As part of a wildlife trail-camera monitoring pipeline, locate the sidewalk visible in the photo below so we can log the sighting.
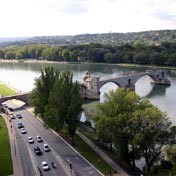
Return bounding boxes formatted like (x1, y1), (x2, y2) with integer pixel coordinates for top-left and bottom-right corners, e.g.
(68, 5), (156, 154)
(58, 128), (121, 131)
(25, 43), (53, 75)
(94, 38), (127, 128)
(2, 113), (23, 176)
(76, 130), (130, 176)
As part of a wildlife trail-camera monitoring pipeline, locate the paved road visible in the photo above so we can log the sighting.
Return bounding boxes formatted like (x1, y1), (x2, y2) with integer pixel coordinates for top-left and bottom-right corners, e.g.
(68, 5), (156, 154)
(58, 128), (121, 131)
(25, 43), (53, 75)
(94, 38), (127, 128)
(5, 101), (102, 176)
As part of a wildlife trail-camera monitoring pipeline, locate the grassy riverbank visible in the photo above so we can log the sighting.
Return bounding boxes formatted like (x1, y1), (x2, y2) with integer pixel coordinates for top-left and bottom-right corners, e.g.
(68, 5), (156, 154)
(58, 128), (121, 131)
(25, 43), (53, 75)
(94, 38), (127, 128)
(0, 117), (13, 176)
(0, 83), (16, 96)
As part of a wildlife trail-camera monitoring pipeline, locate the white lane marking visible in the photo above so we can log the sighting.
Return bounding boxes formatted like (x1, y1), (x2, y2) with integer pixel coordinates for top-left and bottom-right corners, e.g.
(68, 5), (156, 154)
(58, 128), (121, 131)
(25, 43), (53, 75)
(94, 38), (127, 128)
(27, 145), (40, 176)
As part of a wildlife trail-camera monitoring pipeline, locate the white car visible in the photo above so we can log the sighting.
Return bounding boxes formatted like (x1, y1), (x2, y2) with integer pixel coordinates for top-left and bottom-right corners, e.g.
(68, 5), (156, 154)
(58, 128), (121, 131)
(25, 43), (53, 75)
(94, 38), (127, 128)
(41, 161), (50, 171)
(21, 128), (27, 134)
(10, 114), (15, 119)
(43, 144), (50, 152)
(28, 137), (34, 143)
(36, 136), (43, 142)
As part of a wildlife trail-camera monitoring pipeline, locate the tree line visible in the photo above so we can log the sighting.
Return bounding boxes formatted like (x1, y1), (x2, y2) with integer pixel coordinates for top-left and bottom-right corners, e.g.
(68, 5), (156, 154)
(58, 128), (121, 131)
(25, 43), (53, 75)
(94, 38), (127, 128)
(0, 41), (176, 66)
(0, 30), (176, 47)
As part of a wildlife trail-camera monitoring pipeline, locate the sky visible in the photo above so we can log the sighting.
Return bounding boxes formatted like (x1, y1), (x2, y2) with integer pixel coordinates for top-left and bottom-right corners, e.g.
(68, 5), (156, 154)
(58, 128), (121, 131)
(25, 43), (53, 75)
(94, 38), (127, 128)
(0, 0), (176, 38)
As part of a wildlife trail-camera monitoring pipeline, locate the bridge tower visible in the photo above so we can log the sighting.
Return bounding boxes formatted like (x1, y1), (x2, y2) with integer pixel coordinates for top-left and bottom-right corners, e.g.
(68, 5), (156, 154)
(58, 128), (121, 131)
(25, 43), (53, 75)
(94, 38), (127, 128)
(81, 71), (100, 99)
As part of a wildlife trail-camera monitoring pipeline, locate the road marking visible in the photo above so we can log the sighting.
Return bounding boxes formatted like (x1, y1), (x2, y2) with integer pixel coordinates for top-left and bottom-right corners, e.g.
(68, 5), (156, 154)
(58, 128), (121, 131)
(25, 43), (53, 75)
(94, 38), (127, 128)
(27, 145), (40, 176)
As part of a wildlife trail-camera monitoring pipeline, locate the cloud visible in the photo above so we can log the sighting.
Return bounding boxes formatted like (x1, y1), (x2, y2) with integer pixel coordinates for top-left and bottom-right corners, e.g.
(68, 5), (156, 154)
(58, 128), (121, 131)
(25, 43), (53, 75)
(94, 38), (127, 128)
(55, 0), (89, 14)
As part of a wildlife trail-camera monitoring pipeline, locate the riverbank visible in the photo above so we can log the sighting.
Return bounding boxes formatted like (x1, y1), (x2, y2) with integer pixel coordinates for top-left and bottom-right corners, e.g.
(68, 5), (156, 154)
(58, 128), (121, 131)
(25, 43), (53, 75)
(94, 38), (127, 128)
(0, 59), (176, 70)
(0, 82), (17, 96)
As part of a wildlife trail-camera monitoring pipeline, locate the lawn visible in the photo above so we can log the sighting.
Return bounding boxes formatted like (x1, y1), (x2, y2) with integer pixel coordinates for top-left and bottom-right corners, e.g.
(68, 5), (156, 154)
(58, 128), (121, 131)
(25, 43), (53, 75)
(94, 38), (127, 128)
(0, 117), (13, 176)
(74, 134), (114, 175)
(82, 100), (100, 118)
(0, 83), (16, 96)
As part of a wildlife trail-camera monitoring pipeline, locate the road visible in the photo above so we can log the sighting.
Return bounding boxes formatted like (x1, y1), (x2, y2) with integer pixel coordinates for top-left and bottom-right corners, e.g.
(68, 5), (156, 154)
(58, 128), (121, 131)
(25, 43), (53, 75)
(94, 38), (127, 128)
(4, 101), (102, 176)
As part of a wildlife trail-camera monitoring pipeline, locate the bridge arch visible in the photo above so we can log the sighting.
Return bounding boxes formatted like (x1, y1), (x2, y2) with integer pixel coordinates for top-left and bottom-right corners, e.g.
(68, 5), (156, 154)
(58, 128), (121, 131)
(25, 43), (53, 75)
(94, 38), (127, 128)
(99, 82), (119, 102)
(0, 92), (30, 105)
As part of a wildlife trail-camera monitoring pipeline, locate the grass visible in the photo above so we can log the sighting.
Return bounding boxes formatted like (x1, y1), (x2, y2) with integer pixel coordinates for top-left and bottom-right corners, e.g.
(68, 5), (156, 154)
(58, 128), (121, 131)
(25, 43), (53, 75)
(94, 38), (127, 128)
(0, 117), (13, 176)
(82, 100), (100, 118)
(59, 126), (113, 175)
(0, 84), (16, 96)
(73, 134), (114, 175)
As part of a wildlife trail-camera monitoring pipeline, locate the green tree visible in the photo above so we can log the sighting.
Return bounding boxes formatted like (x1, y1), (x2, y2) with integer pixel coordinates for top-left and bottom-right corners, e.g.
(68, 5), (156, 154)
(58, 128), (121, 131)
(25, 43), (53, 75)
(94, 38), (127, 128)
(30, 67), (59, 118)
(94, 88), (174, 174)
(150, 52), (164, 65)
(62, 49), (70, 61)
(44, 71), (82, 144)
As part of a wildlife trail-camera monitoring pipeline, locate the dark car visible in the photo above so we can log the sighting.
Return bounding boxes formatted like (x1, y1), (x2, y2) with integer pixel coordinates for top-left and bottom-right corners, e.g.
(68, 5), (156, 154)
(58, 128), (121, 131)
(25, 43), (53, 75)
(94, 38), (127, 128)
(8, 107), (13, 112)
(16, 114), (22, 119)
(18, 122), (24, 129)
(34, 146), (42, 155)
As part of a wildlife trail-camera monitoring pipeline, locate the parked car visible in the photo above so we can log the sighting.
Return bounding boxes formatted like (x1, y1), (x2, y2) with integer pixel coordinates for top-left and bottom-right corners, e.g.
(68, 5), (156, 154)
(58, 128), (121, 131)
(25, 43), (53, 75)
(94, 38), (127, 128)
(41, 161), (50, 171)
(28, 137), (34, 144)
(21, 128), (26, 134)
(34, 146), (42, 155)
(8, 107), (13, 112)
(43, 144), (50, 152)
(16, 114), (22, 119)
(36, 136), (43, 142)
(18, 122), (24, 129)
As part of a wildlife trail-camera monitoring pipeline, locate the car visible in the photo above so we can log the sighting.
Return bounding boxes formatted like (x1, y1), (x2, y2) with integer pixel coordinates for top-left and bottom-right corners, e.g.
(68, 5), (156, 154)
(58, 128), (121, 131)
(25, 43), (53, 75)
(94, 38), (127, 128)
(43, 144), (50, 152)
(8, 107), (13, 111)
(41, 161), (50, 171)
(21, 128), (26, 134)
(36, 136), (43, 142)
(34, 146), (42, 155)
(16, 114), (22, 119)
(9, 113), (15, 119)
(18, 122), (24, 129)
(28, 137), (34, 144)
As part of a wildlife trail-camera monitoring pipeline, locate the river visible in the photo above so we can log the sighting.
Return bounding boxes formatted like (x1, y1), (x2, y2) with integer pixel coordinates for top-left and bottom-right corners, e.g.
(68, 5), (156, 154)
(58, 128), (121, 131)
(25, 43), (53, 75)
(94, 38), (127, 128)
(0, 61), (176, 125)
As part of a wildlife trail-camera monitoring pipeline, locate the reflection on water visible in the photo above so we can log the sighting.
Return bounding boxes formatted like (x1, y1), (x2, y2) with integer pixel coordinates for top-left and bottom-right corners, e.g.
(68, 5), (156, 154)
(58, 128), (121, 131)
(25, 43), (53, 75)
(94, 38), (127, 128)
(0, 61), (176, 125)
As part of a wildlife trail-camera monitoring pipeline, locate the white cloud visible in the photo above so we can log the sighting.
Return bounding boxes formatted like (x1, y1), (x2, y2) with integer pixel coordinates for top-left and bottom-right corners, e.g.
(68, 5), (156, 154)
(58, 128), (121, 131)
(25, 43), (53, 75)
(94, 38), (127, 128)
(0, 0), (175, 37)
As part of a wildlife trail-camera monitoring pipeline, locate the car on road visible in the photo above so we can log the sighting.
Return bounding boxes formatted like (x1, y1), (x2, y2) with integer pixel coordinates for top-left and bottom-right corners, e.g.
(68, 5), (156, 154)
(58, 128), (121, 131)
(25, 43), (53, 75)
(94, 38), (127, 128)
(43, 144), (50, 152)
(34, 146), (42, 155)
(28, 137), (34, 144)
(16, 114), (22, 119)
(41, 161), (50, 171)
(18, 122), (24, 129)
(9, 113), (15, 119)
(21, 128), (26, 134)
(36, 135), (43, 142)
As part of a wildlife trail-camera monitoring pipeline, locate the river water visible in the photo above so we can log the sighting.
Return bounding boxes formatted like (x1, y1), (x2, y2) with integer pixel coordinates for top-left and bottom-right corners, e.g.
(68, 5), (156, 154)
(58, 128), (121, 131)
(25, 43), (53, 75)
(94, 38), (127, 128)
(0, 61), (176, 125)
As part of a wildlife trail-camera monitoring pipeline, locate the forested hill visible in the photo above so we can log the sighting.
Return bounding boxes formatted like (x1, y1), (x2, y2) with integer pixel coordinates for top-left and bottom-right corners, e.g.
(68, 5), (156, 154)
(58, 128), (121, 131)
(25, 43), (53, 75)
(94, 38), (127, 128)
(0, 30), (176, 48)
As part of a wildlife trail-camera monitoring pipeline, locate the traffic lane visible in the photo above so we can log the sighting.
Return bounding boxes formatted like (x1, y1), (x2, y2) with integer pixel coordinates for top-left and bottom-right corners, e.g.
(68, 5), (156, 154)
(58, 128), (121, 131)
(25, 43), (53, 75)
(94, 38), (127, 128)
(20, 109), (102, 176)
(13, 112), (68, 176)
(12, 121), (35, 176)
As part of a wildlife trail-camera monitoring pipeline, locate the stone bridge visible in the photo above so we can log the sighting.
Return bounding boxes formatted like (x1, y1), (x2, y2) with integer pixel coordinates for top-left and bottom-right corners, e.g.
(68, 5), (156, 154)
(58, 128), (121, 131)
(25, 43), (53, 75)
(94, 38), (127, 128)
(81, 70), (171, 99)
(0, 70), (171, 102)
(0, 92), (30, 104)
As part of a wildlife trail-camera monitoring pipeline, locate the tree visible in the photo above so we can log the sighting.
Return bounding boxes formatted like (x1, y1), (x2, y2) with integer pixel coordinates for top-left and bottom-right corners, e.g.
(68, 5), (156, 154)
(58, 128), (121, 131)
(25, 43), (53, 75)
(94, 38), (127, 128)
(94, 88), (175, 174)
(30, 67), (59, 118)
(62, 49), (70, 61)
(150, 52), (164, 65)
(133, 51), (149, 64)
(44, 71), (82, 144)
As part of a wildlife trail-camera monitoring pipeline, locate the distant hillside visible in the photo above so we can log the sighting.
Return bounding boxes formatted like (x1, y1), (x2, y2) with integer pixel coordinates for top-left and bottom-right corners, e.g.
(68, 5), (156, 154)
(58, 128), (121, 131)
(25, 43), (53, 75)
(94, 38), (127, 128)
(0, 30), (176, 48)
(0, 37), (31, 43)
